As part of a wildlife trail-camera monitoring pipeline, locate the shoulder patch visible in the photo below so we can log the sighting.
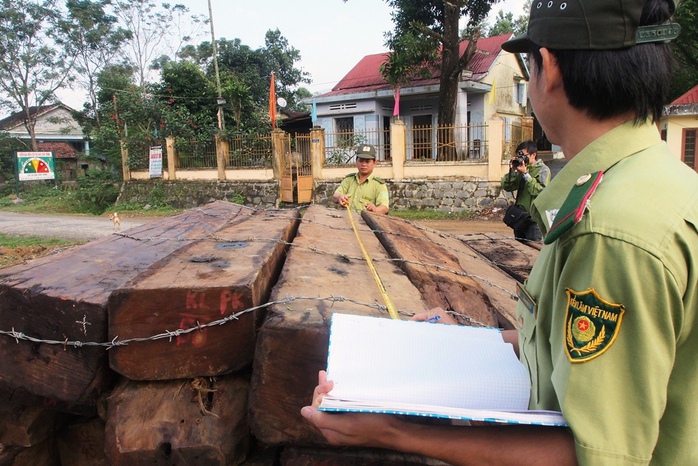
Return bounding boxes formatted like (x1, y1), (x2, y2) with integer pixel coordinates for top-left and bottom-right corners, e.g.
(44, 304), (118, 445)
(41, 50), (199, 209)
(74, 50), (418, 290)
(544, 171), (604, 244)
(564, 288), (625, 363)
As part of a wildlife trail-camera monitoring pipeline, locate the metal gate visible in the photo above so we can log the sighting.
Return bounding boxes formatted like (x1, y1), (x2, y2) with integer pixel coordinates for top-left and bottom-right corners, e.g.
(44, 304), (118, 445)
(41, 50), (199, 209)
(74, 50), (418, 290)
(280, 133), (313, 204)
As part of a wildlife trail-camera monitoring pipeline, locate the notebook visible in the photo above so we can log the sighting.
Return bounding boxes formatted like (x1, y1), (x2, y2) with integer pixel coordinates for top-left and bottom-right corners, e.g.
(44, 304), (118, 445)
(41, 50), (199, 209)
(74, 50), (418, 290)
(318, 313), (567, 427)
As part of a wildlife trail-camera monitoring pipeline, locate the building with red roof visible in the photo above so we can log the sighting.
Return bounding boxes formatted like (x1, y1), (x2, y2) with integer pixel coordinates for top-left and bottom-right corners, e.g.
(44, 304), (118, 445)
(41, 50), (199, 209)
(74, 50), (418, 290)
(311, 33), (531, 161)
(660, 84), (698, 172)
(0, 103), (91, 180)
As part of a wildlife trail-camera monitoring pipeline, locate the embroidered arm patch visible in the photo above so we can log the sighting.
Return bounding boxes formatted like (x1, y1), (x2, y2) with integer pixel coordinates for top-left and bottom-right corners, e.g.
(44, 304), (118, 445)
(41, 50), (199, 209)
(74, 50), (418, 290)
(564, 288), (625, 363)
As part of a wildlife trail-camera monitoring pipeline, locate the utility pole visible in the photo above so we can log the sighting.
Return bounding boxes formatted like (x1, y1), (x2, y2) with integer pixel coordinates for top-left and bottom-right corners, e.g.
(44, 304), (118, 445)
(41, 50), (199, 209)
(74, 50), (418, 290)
(208, 0), (225, 131)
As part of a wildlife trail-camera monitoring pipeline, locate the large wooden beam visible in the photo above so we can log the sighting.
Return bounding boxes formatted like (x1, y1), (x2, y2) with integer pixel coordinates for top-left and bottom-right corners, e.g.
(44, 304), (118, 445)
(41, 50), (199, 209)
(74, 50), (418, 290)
(250, 205), (430, 446)
(108, 209), (300, 380)
(104, 376), (250, 465)
(0, 202), (253, 413)
(460, 233), (540, 284)
(362, 212), (500, 327)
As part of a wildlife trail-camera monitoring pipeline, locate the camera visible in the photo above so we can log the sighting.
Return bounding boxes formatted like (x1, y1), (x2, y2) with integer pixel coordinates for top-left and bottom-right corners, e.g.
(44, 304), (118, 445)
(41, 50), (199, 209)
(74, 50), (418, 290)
(511, 151), (530, 168)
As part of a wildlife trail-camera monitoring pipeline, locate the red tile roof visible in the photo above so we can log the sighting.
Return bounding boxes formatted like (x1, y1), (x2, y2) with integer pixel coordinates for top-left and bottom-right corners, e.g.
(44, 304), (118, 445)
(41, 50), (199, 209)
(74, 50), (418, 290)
(37, 141), (78, 159)
(323, 33), (515, 96)
(671, 84), (698, 105)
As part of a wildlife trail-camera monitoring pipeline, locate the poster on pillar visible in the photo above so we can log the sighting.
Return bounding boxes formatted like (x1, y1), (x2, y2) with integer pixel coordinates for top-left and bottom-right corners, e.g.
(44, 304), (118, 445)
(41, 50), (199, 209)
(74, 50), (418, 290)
(149, 146), (163, 178)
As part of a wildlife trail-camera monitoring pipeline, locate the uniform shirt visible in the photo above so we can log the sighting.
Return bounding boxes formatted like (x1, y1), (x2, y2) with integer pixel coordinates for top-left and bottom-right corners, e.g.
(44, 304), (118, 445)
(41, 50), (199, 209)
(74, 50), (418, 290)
(501, 159), (551, 212)
(334, 172), (389, 213)
(520, 121), (698, 465)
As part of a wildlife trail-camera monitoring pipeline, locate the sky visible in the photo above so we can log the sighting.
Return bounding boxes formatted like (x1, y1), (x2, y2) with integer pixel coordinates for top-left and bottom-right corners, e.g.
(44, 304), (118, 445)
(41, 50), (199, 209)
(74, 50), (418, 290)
(56, 0), (525, 109)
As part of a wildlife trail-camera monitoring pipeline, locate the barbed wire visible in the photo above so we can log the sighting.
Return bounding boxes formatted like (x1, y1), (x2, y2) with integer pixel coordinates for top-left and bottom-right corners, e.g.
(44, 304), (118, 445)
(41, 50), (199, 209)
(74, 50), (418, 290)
(0, 295), (491, 350)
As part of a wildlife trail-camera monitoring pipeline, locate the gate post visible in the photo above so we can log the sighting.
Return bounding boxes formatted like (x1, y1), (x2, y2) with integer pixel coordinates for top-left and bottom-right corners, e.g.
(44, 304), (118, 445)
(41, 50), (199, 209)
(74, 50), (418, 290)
(488, 118), (504, 181)
(390, 120), (406, 180)
(165, 135), (177, 180)
(271, 129), (286, 180)
(215, 135), (227, 181)
(310, 126), (325, 179)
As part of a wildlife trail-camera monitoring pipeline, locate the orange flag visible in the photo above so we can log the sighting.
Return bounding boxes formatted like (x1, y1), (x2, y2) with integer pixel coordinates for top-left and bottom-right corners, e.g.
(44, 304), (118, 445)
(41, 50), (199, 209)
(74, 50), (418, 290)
(269, 71), (276, 129)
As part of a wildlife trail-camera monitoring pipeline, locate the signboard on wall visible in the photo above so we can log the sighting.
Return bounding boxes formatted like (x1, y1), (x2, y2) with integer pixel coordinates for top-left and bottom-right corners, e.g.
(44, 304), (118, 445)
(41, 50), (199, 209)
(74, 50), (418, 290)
(149, 145), (163, 178)
(17, 152), (55, 181)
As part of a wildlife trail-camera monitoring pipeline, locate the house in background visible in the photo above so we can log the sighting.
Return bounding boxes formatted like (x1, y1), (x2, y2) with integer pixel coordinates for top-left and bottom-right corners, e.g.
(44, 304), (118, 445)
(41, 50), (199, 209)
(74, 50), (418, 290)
(660, 83), (698, 172)
(312, 33), (530, 161)
(0, 103), (91, 180)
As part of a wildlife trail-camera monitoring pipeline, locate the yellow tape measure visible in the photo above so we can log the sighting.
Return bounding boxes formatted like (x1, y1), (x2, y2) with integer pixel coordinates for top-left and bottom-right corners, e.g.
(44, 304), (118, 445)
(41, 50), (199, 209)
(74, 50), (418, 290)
(345, 204), (400, 320)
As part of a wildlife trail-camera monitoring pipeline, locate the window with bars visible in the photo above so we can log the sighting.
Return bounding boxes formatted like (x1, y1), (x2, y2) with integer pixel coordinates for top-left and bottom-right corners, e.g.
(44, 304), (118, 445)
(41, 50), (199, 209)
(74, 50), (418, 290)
(683, 128), (696, 171)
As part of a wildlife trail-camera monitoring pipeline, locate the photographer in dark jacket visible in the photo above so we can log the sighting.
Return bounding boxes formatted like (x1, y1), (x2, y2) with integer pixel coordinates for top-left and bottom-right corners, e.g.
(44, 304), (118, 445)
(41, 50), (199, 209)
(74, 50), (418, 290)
(501, 140), (551, 241)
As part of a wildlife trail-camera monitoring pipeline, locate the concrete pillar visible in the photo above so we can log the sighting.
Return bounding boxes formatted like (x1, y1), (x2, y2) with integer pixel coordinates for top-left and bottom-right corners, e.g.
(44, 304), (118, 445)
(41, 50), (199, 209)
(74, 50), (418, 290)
(310, 126), (325, 180)
(271, 129), (286, 180)
(488, 118), (504, 182)
(165, 135), (177, 180)
(215, 135), (227, 181)
(390, 119), (406, 180)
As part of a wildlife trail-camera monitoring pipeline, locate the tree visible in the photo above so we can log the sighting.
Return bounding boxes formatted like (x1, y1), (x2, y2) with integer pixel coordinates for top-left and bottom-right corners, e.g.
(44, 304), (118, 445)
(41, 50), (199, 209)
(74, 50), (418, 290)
(64, 0), (132, 128)
(670, 0), (698, 99)
(0, 0), (76, 150)
(186, 29), (311, 132)
(485, 7), (529, 37)
(111, 0), (206, 88)
(378, 0), (496, 158)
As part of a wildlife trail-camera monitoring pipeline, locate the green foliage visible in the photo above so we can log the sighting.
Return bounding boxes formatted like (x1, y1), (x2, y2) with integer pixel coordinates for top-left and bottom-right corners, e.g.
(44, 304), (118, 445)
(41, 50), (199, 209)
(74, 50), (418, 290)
(381, 0), (496, 125)
(389, 209), (475, 221)
(227, 192), (245, 205)
(0, 233), (80, 250)
(74, 170), (121, 214)
(485, 7), (529, 37)
(0, 133), (29, 182)
(670, 0), (698, 99)
(186, 29), (310, 131)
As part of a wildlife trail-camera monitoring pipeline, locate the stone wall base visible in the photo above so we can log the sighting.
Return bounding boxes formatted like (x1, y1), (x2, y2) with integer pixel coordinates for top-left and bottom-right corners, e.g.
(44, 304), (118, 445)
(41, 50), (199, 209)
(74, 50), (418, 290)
(118, 179), (514, 213)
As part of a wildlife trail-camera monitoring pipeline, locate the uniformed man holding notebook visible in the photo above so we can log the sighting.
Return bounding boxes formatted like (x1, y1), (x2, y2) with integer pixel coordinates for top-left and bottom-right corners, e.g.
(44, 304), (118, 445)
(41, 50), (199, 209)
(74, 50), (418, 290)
(303, 0), (698, 464)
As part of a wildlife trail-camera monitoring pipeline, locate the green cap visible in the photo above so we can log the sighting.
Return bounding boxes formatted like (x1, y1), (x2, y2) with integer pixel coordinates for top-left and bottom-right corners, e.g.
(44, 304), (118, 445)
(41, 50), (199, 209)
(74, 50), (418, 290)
(502, 0), (681, 53)
(356, 144), (377, 159)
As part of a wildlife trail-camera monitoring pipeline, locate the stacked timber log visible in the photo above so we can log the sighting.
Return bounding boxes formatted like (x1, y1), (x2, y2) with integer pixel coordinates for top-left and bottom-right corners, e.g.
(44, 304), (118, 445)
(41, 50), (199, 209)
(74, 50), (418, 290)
(0, 202), (536, 465)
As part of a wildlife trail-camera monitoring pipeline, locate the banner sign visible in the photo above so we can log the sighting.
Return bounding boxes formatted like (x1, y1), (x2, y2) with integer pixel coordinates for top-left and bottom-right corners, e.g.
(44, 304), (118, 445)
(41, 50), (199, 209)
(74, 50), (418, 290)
(17, 152), (55, 181)
(149, 145), (163, 178)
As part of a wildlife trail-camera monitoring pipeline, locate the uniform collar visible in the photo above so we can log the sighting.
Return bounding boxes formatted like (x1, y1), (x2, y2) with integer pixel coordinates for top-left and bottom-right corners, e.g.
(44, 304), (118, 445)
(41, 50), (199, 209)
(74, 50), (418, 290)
(355, 171), (376, 184)
(531, 120), (661, 232)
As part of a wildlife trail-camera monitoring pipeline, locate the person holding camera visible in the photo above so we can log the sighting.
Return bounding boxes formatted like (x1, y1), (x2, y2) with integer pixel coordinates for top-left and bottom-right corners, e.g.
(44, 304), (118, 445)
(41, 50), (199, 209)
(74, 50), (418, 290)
(501, 140), (550, 241)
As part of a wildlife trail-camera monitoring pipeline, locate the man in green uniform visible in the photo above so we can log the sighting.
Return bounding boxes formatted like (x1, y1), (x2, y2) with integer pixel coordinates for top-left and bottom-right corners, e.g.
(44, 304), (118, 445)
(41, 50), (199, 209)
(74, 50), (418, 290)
(302, 0), (696, 464)
(332, 144), (389, 214)
(501, 140), (550, 241)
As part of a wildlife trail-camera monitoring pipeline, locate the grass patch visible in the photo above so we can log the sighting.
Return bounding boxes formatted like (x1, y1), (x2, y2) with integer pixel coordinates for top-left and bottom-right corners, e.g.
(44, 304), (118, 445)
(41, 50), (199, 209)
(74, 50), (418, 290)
(0, 234), (85, 268)
(389, 209), (477, 221)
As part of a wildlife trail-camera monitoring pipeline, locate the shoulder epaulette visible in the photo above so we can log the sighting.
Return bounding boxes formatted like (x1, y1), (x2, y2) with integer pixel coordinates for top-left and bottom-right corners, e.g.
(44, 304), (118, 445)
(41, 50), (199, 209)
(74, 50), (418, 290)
(544, 171), (604, 245)
(344, 172), (357, 178)
(374, 177), (385, 184)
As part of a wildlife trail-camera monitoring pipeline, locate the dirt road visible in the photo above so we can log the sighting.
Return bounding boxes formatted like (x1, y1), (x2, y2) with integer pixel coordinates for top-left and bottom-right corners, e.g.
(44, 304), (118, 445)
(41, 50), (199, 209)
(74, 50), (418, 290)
(0, 210), (510, 240)
(0, 212), (155, 240)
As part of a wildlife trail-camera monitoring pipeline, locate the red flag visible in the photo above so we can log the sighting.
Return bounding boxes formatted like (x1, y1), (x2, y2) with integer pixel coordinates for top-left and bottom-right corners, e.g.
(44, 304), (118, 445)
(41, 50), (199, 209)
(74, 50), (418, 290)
(393, 86), (400, 117)
(269, 72), (276, 129)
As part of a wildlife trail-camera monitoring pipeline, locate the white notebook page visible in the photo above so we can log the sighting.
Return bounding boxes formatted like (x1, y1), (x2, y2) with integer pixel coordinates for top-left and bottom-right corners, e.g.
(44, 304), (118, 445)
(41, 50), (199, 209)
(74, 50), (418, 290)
(326, 313), (531, 411)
